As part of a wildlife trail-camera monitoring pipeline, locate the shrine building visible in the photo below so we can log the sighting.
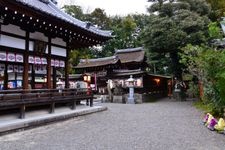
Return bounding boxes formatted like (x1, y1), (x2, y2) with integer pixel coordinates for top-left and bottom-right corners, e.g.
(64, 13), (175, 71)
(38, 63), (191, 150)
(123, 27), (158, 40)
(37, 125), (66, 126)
(0, 0), (112, 90)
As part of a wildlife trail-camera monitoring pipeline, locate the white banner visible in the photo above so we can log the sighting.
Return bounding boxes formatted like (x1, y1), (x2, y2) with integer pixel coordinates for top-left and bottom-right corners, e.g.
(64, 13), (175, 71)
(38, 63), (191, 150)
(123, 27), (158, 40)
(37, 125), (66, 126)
(0, 52), (6, 61)
(51, 59), (55, 66)
(16, 54), (23, 62)
(59, 60), (65, 67)
(29, 56), (34, 64)
(14, 65), (18, 72)
(19, 66), (24, 73)
(7, 64), (14, 72)
(54, 60), (60, 67)
(0, 64), (5, 71)
(41, 58), (47, 64)
(34, 57), (41, 64)
(7, 53), (16, 62)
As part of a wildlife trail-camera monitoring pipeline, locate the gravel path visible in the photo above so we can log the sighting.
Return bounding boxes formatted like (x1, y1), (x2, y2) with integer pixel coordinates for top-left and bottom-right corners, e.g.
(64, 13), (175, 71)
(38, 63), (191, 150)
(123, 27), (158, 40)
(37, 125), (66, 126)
(0, 98), (224, 150)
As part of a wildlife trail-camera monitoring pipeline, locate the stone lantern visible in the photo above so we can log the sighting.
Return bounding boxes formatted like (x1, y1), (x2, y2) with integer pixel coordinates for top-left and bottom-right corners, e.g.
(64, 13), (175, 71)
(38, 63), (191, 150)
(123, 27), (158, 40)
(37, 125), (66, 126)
(83, 74), (91, 95)
(220, 18), (225, 34)
(127, 75), (135, 104)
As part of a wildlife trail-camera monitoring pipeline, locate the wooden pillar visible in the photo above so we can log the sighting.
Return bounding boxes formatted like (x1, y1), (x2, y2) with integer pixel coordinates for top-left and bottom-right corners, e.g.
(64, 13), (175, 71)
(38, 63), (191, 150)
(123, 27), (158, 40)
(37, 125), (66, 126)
(90, 98), (93, 107)
(3, 63), (8, 90)
(94, 72), (97, 92)
(31, 65), (35, 89)
(53, 67), (56, 89)
(199, 81), (204, 100)
(47, 37), (52, 89)
(167, 79), (172, 98)
(20, 104), (25, 119)
(50, 102), (55, 114)
(23, 31), (29, 89)
(0, 24), (7, 90)
(65, 42), (69, 89)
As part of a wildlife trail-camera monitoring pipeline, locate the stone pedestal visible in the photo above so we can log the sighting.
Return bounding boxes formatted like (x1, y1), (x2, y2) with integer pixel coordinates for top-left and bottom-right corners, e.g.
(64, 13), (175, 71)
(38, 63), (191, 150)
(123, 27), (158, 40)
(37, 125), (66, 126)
(127, 87), (134, 104)
(113, 95), (123, 103)
(124, 94), (143, 104)
(100, 95), (109, 103)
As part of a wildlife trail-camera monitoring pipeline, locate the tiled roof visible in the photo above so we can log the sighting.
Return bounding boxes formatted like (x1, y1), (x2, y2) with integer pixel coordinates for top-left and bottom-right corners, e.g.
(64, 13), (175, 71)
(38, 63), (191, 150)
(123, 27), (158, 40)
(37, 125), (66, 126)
(115, 47), (145, 63)
(75, 56), (119, 68)
(112, 69), (145, 76)
(75, 47), (146, 69)
(14, 0), (112, 37)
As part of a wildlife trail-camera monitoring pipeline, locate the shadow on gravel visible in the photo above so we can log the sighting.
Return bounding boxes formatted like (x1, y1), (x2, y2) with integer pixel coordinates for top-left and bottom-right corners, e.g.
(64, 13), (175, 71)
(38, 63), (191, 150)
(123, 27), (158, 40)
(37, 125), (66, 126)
(143, 94), (168, 103)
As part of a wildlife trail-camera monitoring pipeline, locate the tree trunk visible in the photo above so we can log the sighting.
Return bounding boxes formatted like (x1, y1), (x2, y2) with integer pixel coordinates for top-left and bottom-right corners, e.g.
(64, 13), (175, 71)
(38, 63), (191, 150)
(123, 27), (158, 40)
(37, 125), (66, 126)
(170, 51), (182, 79)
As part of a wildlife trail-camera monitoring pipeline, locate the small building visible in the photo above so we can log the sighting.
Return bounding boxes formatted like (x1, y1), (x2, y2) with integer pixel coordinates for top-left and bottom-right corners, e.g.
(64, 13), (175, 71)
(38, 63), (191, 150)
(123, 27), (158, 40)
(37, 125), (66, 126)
(0, 0), (112, 90)
(75, 47), (172, 102)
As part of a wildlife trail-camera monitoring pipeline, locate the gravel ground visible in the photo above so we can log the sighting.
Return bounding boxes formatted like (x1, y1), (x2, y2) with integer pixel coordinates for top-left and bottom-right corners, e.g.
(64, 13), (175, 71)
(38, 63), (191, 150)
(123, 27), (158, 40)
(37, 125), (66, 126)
(0, 98), (224, 150)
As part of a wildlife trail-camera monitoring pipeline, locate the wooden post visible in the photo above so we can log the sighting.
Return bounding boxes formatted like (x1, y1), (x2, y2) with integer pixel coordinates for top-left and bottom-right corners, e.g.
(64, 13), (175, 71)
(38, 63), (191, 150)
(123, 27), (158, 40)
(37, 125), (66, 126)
(71, 100), (76, 110)
(65, 42), (69, 89)
(199, 81), (204, 100)
(71, 90), (76, 110)
(86, 99), (89, 106)
(31, 65), (35, 89)
(3, 63), (8, 90)
(47, 37), (52, 89)
(50, 102), (55, 114)
(53, 67), (56, 89)
(167, 79), (172, 98)
(20, 104), (25, 119)
(23, 31), (29, 89)
(0, 24), (7, 90)
(90, 98), (93, 107)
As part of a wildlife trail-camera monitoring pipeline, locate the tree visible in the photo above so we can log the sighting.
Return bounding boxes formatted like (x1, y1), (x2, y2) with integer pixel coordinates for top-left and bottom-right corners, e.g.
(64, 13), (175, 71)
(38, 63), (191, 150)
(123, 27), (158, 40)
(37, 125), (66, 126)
(101, 14), (145, 56)
(206, 0), (225, 21)
(69, 48), (92, 73)
(63, 5), (85, 20)
(86, 8), (111, 29)
(63, 4), (146, 59)
(142, 0), (210, 78)
(180, 44), (225, 115)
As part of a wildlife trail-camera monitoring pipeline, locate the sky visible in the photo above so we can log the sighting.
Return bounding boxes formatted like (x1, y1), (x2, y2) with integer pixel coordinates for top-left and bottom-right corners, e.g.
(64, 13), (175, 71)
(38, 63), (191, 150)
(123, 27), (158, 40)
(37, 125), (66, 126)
(58, 0), (152, 16)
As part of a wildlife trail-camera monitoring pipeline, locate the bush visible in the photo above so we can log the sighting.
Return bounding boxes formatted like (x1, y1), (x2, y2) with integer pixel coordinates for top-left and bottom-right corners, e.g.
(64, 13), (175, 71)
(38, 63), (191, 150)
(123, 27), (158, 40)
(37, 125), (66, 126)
(180, 44), (225, 116)
(187, 81), (199, 98)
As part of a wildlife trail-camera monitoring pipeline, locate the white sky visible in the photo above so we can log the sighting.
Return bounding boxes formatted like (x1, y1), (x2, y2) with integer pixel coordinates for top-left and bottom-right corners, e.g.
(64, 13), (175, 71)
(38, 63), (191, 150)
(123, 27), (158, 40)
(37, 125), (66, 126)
(58, 0), (151, 16)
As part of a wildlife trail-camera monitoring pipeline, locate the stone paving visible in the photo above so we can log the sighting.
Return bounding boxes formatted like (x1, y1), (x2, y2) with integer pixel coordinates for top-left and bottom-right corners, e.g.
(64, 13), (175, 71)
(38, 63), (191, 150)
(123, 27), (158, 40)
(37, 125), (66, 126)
(0, 98), (224, 150)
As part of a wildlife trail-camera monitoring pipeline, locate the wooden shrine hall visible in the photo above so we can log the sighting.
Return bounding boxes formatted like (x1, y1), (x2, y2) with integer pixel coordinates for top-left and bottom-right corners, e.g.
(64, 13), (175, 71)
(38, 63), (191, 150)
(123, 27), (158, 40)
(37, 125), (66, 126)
(75, 47), (171, 101)
(0, 0), (112, 90)
(0, 0), (112, 118)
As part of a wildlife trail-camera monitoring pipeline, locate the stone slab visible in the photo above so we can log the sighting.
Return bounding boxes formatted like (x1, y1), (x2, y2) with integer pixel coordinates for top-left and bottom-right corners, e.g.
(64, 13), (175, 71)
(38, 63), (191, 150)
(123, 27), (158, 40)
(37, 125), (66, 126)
(0, 106), (107, 135)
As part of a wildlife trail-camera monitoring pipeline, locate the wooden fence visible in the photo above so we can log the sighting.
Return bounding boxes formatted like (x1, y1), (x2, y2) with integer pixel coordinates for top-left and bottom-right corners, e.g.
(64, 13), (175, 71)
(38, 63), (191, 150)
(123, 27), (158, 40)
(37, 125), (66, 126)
(0, 88), (93, 119)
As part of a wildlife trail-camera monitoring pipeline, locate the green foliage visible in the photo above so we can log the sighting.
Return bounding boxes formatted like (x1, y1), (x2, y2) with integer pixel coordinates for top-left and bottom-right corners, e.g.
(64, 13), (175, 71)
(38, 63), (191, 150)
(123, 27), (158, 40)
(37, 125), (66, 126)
(180, 44), (225, 116)
(63, 5), (85, 20)
(187, 81), (199, 98)
(85, 8), (111, 30)
(63, 5), (145, 58)
(143, 0), (210, 78)
(208, 22), (223, 39)
(102, 15), (144, 56)
(206, 0), (225, 21)
(193, 101), (221, 117)
(69, 48), (92, 74)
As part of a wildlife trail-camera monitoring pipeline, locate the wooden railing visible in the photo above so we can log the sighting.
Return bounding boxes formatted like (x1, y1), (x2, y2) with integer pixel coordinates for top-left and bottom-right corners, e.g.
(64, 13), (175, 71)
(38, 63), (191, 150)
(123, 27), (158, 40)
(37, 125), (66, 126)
(0, 88), (93, 119)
